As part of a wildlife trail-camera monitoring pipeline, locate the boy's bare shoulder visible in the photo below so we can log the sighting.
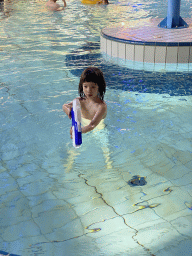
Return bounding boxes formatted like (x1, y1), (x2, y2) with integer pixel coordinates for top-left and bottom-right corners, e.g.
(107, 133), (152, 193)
(46, 1), (62, 10)
(98, 100), (107, 117)
(100, 100), (107, 109)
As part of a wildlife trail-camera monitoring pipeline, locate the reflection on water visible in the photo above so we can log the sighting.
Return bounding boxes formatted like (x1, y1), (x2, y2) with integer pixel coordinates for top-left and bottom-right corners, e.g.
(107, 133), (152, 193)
(0, 0), (192, 255)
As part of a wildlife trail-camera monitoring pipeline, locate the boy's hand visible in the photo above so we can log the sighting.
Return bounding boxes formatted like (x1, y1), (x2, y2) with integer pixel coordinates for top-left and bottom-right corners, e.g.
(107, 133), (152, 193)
(68, 108), (72, 119)
(70, 127), (73, 139)
(62, 103), (72, 119)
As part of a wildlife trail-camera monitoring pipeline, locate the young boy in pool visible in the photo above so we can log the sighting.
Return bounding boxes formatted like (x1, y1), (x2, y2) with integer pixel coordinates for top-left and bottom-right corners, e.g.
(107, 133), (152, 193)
(63, 67), (107, 137)
(46, 0), (66, 11)
(98, 0), (108, 5)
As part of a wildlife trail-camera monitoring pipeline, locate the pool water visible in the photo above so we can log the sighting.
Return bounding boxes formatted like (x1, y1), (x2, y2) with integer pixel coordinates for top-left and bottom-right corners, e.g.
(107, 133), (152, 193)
(0, 0), (192, 255)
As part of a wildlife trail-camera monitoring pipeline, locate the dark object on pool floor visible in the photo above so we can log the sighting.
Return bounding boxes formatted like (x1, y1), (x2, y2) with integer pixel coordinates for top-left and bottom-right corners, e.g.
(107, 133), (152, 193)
(164, 187), (172, 193)
(128, 175), (147, 186)
(0, 251), (20, 256)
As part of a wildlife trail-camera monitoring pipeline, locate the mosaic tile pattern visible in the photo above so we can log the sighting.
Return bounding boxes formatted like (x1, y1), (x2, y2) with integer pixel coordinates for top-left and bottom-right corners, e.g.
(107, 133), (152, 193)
(101, 18), (192, 66)
(1, 1), (192, 255)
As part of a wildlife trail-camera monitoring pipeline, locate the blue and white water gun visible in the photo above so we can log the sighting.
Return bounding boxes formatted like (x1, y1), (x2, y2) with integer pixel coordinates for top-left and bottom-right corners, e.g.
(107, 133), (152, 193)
(71, 99), (82, 148)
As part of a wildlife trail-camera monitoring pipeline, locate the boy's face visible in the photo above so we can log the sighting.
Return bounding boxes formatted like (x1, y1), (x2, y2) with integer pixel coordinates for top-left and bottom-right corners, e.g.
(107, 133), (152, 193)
(83, 82), (99, 99)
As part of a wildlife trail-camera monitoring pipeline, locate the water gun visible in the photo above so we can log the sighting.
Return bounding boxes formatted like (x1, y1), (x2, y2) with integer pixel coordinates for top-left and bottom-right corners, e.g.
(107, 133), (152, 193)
(70, 99), (82, 148)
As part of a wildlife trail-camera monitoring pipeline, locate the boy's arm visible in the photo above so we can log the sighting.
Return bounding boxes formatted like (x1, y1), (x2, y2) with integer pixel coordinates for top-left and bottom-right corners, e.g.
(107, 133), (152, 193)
(81, 103), (107, 133)
(62, 0), (67, 7)
(62, 102), (72, 119)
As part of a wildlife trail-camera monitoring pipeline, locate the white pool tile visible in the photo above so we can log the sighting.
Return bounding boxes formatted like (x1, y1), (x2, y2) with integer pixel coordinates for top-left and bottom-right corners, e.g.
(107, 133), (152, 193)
(118, 42), (126, 59)
(166, 46), (178, 63)
(126, 44), (135, 61)
(111, 41), (118, 58)
(106, 39), (112, 56)
(100, 36), (107, 53)
(144, 45), (155, 63)
(189, 46), (192, 63)
(135, 45), (144, 62)
(177, 46), (190, 63)
(155, 46), (167, 63)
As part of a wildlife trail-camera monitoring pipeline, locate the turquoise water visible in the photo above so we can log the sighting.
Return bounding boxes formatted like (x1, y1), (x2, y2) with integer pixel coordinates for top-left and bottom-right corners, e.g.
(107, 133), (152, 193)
(0, 0), (192, 255)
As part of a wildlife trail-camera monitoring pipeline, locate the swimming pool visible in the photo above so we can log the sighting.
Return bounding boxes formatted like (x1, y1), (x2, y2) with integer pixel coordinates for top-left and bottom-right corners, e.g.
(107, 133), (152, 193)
(0, 0), (192, 255)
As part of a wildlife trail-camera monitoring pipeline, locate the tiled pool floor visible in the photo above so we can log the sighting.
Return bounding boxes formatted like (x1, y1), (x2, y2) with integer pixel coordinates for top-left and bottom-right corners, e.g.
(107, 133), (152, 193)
(1, 88), (192, 256)
(0, 0), (192, 255)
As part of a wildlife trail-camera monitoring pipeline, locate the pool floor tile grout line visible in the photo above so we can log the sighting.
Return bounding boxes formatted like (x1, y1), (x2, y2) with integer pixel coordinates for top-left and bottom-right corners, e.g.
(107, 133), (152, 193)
(78, 173), (156, 256)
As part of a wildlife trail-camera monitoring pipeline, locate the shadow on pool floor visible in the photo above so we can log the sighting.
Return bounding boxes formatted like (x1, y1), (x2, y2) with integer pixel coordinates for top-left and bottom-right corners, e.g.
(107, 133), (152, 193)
(0, 251), (20, 256)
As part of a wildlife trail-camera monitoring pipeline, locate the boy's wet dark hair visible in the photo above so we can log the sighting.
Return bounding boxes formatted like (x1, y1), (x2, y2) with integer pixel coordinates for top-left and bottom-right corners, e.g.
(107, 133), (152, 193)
(79, 67), (106, 100)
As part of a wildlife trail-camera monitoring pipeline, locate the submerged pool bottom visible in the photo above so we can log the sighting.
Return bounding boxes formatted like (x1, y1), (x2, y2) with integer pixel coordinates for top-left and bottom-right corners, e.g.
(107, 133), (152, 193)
(66, 42), (192, 96)
(0, 1), (192, 254)
(1, 85), (192, 255)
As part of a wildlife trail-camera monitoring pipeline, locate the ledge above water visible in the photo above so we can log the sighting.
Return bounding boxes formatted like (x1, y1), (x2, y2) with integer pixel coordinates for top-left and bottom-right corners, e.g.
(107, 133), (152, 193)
(100, 18), (192, 72)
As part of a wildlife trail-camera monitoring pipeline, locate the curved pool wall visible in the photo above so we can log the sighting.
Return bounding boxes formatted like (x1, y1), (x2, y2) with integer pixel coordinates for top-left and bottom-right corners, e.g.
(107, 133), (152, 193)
(0, 0), (192, 256)
(100, 18), (192, 72)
